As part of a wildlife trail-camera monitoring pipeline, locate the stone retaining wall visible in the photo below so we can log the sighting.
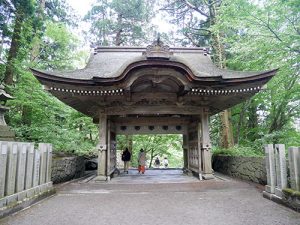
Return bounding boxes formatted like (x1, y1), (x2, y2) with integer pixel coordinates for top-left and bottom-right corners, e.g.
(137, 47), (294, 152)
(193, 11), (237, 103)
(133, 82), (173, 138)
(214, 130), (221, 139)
(212, 155), (267, 184)
(51, 156), (85, 184)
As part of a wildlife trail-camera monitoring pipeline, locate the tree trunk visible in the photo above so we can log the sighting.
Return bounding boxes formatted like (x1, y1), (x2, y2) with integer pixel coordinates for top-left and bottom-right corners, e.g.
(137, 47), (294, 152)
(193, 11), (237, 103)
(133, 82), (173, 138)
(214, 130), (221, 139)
(235, 102), (248, 144)
(4, 11), (23, 85)
(219, 109), (234, 148)
(21, 105), (32, 126)
(149, 148), (154, 168)
(115, 13), (123, 46)
(30, 0), (46, 62)
(209, 0), (234, 148)
(247, 99), (258, 141)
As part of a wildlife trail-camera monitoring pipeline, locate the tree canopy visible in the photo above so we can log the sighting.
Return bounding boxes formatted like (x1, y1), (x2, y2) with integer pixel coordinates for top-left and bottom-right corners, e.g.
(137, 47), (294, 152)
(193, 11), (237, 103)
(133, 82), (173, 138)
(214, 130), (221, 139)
(0, 0), (299, 159)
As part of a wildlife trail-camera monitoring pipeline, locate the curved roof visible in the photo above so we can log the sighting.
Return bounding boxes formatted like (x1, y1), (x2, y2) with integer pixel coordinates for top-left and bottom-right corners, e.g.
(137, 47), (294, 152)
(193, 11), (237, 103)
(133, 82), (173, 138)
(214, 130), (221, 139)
(30, 42), (278, 117)
(31, 46), (277, 84)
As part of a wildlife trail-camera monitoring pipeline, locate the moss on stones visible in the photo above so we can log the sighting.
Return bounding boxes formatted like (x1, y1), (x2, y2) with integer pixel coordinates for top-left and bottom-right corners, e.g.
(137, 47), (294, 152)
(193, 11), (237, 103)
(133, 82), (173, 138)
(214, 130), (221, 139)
(283, 188), (300, 198)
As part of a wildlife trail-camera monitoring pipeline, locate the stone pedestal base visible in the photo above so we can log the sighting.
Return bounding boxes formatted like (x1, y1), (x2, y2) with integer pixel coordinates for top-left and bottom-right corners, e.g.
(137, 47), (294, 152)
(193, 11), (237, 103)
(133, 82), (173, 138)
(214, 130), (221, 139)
(265, 185), (275, 194)
(0, 125), (15, 141)
(202, 173), (214, 180)
(94, 176), (110, 182)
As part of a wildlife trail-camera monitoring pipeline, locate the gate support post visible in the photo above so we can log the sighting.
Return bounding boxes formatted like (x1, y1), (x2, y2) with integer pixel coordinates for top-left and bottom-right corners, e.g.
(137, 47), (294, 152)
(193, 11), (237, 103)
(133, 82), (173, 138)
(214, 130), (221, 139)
(200, 108), (214, 179)
(183, 134), (189, 170)
(96, 113), (109, 181)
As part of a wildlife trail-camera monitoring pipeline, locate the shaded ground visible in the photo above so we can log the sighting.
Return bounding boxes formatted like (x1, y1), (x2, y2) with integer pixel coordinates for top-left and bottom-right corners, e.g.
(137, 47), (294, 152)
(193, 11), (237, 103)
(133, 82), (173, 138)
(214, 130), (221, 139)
(1, 170), (299, 225)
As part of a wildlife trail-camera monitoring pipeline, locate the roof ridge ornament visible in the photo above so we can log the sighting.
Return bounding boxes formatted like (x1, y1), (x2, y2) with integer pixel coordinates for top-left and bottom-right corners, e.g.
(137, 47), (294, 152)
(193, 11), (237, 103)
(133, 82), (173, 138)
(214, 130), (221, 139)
(143, 35), (173, 59)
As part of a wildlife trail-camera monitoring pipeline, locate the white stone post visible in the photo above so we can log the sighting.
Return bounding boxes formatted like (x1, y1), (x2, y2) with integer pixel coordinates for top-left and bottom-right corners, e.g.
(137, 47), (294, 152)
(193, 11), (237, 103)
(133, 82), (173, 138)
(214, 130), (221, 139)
(5, 142), (18, 196)
(0, 142), (8, 198)
(288, 147), (300, 191)
(274, 144), (287, 189)
(265, 144), (276, 194)
(25, 143), (34, 190)
(200, 108), (213, 180)
(32, 149), (40, 187)
(46, 144), (52, 183)
(39, 143), (47, 185)
(15, 143), (27, 193)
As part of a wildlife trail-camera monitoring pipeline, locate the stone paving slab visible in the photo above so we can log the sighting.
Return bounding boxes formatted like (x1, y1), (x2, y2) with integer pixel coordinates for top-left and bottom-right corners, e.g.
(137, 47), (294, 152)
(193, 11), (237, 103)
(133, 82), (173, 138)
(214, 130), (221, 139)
(0, 170), (299, 225)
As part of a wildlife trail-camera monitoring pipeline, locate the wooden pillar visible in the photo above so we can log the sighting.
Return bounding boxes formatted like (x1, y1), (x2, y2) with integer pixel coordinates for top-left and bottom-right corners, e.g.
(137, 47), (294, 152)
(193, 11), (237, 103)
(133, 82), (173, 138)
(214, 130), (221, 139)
(200, 108), (214, 179)
(96, 113), (108, 180)
(197, 121), (202, 179)
(182, 134), (188, 169)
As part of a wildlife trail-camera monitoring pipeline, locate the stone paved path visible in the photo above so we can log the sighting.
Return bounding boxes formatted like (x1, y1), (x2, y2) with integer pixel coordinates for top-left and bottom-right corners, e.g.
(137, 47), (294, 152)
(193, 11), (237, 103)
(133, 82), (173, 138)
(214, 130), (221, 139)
(1, 170), (299, 225)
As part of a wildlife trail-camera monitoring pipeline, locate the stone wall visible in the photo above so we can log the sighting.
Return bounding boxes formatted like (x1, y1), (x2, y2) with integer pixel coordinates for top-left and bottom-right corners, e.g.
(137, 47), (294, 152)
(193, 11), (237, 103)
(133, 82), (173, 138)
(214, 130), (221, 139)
(51, 156), (85, 184)
(212, 155), (267, 184)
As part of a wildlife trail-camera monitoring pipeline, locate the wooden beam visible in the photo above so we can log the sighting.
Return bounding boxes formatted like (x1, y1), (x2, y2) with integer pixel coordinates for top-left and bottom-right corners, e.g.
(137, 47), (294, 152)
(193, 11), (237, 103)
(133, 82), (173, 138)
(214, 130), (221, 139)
(103, 105), (204, 115)
(112, 116), (191, 126)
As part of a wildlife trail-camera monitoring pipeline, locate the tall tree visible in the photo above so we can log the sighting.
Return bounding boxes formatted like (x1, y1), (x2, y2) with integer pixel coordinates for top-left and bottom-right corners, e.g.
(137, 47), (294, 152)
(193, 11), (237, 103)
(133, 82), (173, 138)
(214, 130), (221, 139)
(3, 0), (35, 85)
(85, 0), (156, 46)
(162, 0), (234, 148)
(216, 0), (300, 145)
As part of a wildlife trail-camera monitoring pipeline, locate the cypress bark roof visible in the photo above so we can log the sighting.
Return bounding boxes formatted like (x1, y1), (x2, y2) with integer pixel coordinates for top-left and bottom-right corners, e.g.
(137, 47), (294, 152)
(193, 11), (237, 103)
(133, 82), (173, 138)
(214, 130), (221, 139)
(31, 46), (277, 84)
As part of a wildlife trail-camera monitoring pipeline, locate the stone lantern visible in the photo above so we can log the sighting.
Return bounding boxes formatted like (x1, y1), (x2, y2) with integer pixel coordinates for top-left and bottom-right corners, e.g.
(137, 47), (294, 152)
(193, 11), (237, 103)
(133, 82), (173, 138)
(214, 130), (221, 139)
(0, 84), (15, 141)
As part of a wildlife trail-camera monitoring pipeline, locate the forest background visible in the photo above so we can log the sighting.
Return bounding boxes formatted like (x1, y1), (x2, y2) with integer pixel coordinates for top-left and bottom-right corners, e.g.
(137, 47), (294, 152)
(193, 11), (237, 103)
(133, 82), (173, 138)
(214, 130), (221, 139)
(0, 0), (299, 167)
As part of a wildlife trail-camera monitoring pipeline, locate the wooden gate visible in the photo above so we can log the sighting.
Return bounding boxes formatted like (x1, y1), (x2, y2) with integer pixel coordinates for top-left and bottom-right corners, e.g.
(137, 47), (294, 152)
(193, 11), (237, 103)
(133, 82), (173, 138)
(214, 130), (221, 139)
(187, 121), (202, 177)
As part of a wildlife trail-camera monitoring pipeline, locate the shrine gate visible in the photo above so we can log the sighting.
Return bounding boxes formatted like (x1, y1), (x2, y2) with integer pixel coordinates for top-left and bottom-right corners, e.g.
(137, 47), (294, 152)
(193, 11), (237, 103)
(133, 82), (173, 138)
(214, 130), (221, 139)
(31, 40), (277, 181)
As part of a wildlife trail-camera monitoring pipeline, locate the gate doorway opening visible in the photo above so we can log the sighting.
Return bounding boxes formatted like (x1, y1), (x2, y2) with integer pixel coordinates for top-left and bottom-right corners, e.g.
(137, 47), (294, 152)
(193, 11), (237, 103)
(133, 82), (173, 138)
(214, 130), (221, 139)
(116, 134), (183, 172)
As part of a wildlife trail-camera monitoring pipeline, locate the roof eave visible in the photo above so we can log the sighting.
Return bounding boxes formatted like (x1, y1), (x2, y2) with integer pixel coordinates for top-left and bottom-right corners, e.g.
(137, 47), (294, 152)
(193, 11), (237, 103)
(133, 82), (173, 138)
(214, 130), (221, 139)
(31, 66), (278, 87)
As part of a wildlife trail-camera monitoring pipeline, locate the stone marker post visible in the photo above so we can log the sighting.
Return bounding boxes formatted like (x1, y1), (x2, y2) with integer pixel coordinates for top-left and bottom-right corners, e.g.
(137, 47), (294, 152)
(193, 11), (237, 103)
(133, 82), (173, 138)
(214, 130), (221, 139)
(25, 143), (34, 189)
(39, 143), (47, 185)
(0, 142), (8, 198)
(46, 144), (52, 183)
(274, 144), (287, 196)
(32, 150), (40, 187)
(288, 147), (300, 191)
(5, 142), (18, 196)
(265, 144), (276, 194)
(16, 143), (27, 192)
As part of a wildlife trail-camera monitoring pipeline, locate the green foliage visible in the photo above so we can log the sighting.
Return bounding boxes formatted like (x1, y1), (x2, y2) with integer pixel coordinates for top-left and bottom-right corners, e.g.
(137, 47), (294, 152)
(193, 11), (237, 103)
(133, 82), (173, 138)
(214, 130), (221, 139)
(212, 0), (300, 147)
(117, 134), (183, 168)
(282, 188), (300, 198)
(212, 145), (264, 157)
(1, 0), (98, 156)
(35, 21), (83, 70)
(6, 70), (98, 155)
(85, 0), (156, 46)
(1, 0), (299, 158)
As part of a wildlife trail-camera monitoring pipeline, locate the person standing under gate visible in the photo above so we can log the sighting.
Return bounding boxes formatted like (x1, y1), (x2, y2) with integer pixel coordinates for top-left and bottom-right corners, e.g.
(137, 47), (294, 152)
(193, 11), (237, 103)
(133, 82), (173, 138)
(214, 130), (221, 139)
(163, 157), (169, 168)
(138, 149), (146, 174)
(121, 147), (131, 174)
(154, 157), (160, 168)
